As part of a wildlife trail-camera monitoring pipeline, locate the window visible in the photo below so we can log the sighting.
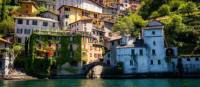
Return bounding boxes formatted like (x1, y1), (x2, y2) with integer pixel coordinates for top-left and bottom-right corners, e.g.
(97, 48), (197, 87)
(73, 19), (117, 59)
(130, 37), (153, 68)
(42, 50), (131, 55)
(53, 23), (55, 27)
(17, 19), (23, 24)
(131, 49), (135, 55)
(108, 53), (110, 58)
(65, 8), (70, 11)
(65, 15), (69, 18)
(139, 49), (143, 56)
(187, 58), (190, 61)
(17, 37), (22, 43)
(24, 29), (31, 34)
(195, 57), (199, 61)
(152, 31), (155, 35)
(43, 22), (48, 26)
(16, 29), (23, 34)
(111, 41), (114, 46)
(66, 22), (68, 26)
(158, 60), (161, 65)
(82, 11), (89, 17)
(153, 41), (156, 46)
(130, 60), (133, 66)
(32, 20), (37, 25)
(117, 40), (120, 45)
(152, 49), (156, 56)
(90, 53), (92, 57)
(150, 60), (153, 65)
(94, 14), (98, 18)
(26, 20), (29, 25)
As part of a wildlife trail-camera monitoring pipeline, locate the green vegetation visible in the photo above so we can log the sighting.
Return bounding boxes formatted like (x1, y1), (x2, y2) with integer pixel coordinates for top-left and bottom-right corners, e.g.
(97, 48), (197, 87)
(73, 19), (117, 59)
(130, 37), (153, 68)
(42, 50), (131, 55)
(20, 33), (83, 78)
(0, 0), (16, 35)
(112, 14), (146, 36)
(113, 0), (200, 55)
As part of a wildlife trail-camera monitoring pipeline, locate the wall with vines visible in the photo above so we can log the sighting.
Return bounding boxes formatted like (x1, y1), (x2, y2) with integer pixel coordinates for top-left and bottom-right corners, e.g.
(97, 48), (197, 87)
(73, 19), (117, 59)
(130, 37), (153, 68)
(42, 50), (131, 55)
(27, 33), (82, 77)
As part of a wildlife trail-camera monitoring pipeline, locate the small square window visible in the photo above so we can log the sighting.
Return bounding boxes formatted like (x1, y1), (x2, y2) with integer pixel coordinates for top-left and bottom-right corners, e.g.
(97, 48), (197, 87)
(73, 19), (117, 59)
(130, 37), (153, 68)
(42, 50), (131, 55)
(153, 41), (156, 46)
(53, 23), (55, 27)
(17, 19), (23, 24)
(32, 20), (37, 25)
(65, 15), (69, 18)
(65, 8), (70, 11)
(43, 22), (48, 26)
(26, 20), (29, 25)
(187, 58), (190, 61)
(195, 58), (199, 61)
(158, 60), (161, 65)
(152, 31), (155, 35)
(139, 49), (143, 56)
(152, 49), (156, 56)
(150, 60), (153, 65)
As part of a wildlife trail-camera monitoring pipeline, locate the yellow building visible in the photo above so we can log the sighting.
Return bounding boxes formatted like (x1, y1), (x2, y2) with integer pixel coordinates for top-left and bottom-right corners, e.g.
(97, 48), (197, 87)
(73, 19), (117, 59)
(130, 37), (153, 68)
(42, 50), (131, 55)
(17, 1), (38, 16)
(81, 35), (104, 64)
(58, 5), (102, 30)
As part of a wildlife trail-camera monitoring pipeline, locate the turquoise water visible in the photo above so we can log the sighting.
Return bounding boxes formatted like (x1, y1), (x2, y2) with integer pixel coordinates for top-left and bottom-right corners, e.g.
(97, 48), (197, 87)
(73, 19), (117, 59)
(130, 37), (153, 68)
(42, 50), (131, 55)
(1, 79), (200, 87)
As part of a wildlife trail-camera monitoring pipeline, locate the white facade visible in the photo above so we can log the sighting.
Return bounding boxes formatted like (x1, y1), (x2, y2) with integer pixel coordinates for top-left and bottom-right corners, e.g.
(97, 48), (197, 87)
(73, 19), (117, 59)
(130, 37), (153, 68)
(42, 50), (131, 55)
(56, 0), (103, 13)
(116, 21), (170, 74)
(14, 17), (59, 44)
(171, 57), (200, 73)
(68, 20), (93, 33)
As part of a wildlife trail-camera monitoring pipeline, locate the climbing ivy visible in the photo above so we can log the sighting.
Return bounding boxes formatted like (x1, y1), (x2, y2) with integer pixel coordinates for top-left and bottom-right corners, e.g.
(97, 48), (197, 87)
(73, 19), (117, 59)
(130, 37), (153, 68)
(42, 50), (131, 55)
(27, 33), (83, 78)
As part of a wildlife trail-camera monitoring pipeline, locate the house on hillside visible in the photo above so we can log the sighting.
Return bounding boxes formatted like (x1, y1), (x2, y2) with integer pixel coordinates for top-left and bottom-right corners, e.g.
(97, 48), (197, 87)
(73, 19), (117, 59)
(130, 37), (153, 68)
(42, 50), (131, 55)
(17, 1), (38, 16)
(0, 38), (14, 77)
(38, 11), (59, 21)
(14, 17), (59, 44)
(116, 21), (178, 74)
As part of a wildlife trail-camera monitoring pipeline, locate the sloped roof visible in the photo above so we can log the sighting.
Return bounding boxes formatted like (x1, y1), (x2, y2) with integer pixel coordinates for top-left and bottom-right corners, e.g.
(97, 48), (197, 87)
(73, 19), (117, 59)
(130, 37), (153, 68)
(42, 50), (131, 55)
(146, 21), (163, 27)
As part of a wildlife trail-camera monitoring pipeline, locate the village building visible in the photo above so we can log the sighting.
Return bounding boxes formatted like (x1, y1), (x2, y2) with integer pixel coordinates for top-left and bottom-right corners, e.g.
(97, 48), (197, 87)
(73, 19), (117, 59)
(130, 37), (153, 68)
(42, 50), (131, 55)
(58, 5), (102, 30)
(29, 31), (104, 74)
(16, 1), (38, 16)
(68, 18), (105, 42)
(104, 35), (122, 66)
(171, 56), (200, 73)
(38, 11), (59, 21)
(56, 0), (103, 13)
(0, 38), (14, 77)
(14, 17), (59, 44)
(116, 21), (177, 74)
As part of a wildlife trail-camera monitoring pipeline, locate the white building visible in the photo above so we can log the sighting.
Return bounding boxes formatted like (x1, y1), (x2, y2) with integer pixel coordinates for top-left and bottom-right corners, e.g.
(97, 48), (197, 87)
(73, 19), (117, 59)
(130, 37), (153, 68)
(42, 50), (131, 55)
(56, 0), (103, 13)
(171, 56), (200, 73)
(14, 17), (59, 44)
(0, 38), (14, 77)
(68, 19), (105, 43)
(116, 21), (176, 74)
(68, 19), (93, 33)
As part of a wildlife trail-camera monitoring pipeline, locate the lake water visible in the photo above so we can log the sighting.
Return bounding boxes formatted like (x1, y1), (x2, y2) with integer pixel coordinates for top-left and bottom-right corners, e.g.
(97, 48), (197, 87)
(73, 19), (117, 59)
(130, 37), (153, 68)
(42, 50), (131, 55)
(1, 79), (200, 87)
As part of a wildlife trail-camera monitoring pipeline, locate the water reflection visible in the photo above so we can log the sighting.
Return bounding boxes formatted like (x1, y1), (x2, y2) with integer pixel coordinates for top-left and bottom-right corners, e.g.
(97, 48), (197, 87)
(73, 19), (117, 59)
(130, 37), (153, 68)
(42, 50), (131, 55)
(0, 79), (200, 87)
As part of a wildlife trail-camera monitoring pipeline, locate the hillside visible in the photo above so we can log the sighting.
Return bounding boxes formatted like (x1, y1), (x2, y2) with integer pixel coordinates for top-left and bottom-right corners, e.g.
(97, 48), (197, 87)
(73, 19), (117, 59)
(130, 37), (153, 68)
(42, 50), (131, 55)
(113, 0), (200, 55)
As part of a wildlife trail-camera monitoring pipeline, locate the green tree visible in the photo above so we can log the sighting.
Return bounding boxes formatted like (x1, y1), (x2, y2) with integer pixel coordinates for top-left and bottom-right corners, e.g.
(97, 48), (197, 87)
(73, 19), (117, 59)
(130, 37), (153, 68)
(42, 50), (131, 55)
(150, 11), (160, 18)
(178, 2), (197, 15)
(112, 14), (146, 36)
(158, 4), (171, 16)
(169, 0), (184, 12)
(0, 0), (15, 34)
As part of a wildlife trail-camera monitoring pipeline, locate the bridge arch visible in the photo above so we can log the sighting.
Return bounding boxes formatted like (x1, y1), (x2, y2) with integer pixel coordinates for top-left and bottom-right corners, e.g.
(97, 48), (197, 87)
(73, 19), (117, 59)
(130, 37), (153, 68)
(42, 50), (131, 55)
(81, 62), (104, 78)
